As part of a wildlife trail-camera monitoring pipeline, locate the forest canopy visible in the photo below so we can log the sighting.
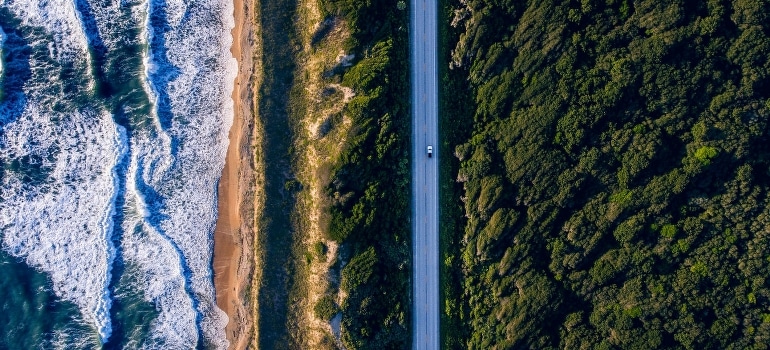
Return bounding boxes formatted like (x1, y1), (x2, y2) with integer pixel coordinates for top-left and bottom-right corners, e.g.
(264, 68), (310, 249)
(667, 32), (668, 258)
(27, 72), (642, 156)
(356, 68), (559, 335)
(443, 0), (770, 348)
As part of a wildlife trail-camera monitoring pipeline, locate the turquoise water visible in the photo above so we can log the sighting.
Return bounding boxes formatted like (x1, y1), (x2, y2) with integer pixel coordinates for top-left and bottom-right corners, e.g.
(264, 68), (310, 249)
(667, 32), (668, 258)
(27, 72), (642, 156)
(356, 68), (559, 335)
(0, 0), (235, 347)
(0, 249), (100, 348)
(0, 249), (161, 349)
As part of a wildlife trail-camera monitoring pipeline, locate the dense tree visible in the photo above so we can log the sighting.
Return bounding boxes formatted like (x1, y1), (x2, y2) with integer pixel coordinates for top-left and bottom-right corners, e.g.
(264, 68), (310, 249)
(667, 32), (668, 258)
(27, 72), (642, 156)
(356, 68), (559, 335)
(444, 0), (770, 348)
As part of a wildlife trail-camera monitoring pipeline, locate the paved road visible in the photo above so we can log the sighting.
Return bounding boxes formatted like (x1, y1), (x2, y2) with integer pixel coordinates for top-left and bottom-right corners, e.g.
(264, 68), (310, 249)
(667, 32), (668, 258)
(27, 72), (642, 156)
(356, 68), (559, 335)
(411, 0), (439, 346)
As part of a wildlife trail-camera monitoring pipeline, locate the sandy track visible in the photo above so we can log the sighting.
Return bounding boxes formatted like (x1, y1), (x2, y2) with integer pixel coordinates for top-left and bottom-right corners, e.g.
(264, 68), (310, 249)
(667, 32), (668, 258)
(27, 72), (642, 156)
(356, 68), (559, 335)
(213, 0), (257, 347)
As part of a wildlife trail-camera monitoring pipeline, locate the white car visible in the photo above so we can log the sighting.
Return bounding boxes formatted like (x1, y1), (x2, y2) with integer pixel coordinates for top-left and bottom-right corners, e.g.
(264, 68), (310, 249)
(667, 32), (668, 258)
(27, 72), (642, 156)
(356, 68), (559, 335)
(427, 145), (433, 158)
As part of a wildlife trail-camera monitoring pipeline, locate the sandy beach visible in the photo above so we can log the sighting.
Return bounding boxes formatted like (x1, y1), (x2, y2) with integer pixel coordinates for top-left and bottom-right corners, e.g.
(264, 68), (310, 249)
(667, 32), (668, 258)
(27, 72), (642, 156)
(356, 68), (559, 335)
(213, 0), (254, 347)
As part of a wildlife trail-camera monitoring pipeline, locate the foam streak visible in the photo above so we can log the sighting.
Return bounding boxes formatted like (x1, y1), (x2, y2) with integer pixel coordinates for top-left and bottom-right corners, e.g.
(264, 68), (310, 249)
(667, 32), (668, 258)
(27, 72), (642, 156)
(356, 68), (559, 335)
(0, 0), (236, 346)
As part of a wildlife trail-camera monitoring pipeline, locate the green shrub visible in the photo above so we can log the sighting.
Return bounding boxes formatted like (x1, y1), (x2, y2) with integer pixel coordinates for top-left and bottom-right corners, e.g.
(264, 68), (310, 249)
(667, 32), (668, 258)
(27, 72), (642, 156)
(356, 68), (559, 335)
(694, 146), (719, 165)
(314, 295), (340, 321)
(660, 224), (677, 238)
(313, 241), (327, 261)
(341, 247), (377, 291)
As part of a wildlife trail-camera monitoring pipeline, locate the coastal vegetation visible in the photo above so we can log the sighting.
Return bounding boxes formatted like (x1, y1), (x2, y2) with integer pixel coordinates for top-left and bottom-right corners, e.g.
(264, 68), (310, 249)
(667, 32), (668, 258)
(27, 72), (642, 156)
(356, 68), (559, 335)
(248, 0), (300, 345)
(442, 0), (770, 348)
(304, 0), (412, 346)
(250, 0), (411, 346)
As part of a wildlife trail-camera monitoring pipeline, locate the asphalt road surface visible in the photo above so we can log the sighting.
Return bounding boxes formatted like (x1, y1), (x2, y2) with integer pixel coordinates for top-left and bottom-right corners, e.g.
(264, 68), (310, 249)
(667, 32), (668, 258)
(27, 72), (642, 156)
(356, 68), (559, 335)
(411, 0), (439, 346)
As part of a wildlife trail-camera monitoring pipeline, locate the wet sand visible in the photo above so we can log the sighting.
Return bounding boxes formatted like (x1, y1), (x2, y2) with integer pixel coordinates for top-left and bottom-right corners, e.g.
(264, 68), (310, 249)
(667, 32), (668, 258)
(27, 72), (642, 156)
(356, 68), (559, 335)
(213, 0), (253, 347)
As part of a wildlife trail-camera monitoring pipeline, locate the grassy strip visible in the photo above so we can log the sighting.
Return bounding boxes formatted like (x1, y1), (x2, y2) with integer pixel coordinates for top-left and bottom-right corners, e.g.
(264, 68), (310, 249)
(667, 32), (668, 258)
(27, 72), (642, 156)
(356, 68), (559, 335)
(252, 0), (301, 346)
(437, 0), (474, 346)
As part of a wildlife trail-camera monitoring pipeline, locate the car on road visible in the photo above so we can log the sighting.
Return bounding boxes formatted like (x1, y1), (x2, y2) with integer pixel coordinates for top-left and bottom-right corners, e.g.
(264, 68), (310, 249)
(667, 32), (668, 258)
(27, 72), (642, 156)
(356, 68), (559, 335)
(427, 145), (433, 158)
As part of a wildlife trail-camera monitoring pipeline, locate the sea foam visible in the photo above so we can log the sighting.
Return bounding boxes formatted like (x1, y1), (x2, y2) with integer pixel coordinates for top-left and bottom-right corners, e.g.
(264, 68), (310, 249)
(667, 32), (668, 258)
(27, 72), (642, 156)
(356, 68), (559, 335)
(0, 0), (236, 346)
(0, 0), (120, 342)
(123, 0), (234, 346)
(1, 26), (5, 75)
(0, 106), (123, 343)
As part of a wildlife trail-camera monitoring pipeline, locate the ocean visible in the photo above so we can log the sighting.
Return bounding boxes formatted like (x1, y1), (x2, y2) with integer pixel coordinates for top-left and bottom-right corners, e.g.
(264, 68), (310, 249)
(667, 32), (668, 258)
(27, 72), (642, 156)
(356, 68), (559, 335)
(0, 0), (235, 348)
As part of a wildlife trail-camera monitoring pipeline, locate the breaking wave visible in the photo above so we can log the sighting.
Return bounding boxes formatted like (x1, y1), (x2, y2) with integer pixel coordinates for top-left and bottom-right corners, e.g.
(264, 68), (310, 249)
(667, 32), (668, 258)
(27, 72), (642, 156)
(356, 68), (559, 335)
(0, 0), (236, 347)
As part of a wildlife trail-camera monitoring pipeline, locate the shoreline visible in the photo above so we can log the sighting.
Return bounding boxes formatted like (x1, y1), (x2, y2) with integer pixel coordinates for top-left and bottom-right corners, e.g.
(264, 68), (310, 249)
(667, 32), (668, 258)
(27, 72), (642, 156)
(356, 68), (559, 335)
(213, 0), (253, 346)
